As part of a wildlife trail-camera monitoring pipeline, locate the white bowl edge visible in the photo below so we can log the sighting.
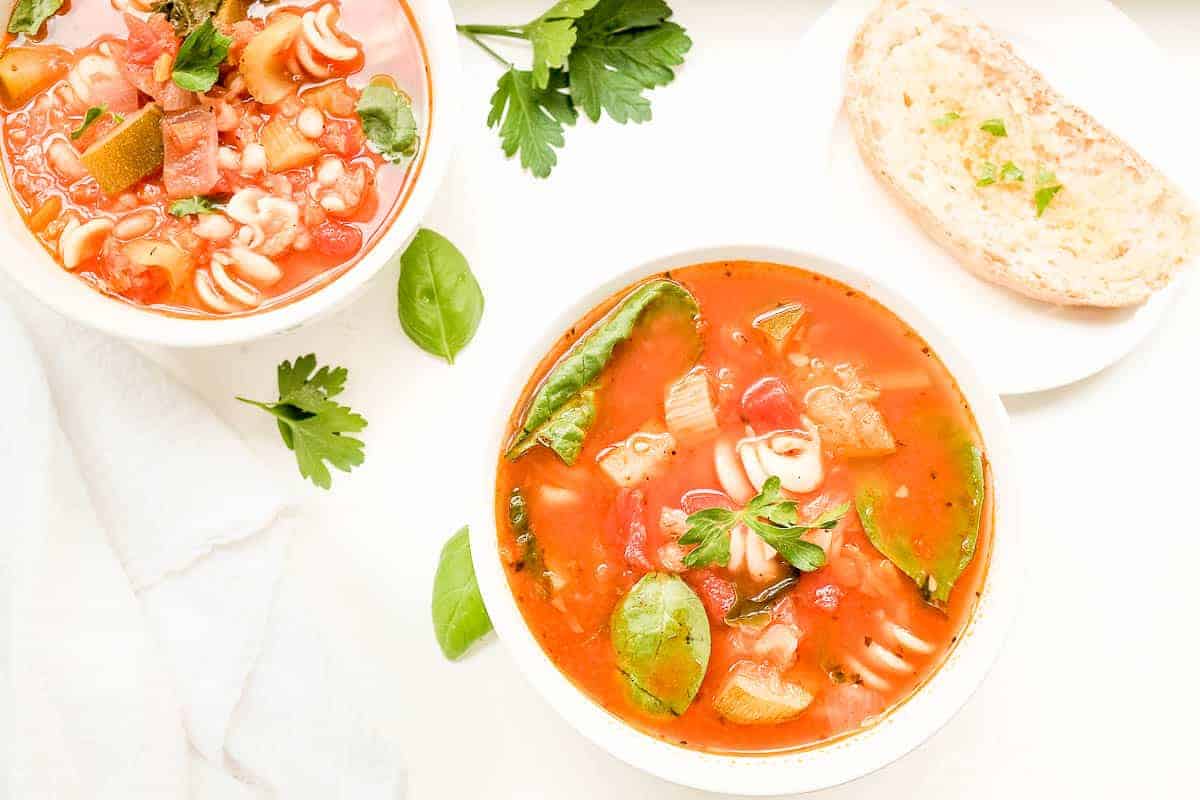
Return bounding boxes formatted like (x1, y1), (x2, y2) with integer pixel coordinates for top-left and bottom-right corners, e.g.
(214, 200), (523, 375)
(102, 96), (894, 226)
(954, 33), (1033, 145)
(0, 0), (461, 347)
(471, 243), (1023, 796)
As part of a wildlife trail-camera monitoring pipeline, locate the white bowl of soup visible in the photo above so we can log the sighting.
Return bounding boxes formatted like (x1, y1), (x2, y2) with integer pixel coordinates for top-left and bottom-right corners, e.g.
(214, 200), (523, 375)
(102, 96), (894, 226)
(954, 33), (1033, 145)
(475, 246), (1020, 795)
(0, 0), (456, 345)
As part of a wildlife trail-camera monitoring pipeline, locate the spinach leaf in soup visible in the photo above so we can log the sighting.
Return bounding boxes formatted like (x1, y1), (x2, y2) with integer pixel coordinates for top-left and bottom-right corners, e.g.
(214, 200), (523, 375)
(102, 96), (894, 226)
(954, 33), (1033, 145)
(507, 487), (552, 598)
(357, 83), (418, 163)
(432, 527), (493, 660)
(611, 573), (710, 716)
(506, 278), (698, 464)
(8, 0), (63, 35)
(855, 418), (985, 606)
(396, 228), (485, 364)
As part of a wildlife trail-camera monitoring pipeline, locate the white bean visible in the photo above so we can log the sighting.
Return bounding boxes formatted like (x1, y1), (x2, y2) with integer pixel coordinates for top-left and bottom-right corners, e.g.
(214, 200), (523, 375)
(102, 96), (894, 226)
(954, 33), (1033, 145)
(47, 140), (87, 182)
(297, 107), (324, 139)
(218, 146), (240, 171)
(240, 143), (267, 176)
(113, 210), (156, 240)
(192, 214), (234, 241)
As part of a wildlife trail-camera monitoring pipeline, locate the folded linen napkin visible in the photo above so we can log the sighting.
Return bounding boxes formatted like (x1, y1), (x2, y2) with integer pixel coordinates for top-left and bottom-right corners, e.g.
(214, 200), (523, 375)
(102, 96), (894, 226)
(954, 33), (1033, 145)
(1, 283), (406, 799)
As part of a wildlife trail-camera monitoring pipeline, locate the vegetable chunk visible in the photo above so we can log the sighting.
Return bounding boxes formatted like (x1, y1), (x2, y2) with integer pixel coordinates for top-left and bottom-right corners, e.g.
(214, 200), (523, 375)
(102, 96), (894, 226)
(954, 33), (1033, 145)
(713, 662), (813, 724)
(80, 103), (165, 194)
(805, 385), (895, 457)
(0, 46), (68, 108)
(161, 107), (219, 198)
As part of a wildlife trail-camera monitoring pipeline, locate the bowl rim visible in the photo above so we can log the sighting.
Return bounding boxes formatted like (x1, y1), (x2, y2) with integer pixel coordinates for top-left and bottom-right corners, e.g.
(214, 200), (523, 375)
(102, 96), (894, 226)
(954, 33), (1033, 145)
(0, 0), (460, 347)
(471, 243), (1022, 796)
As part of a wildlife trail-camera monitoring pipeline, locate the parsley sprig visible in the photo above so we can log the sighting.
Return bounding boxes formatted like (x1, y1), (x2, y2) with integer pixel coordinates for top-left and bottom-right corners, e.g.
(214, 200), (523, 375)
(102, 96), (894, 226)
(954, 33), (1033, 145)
(679, 477), (849, 572)
(237, 355), (367, 489)
(458, 0), (691, 177)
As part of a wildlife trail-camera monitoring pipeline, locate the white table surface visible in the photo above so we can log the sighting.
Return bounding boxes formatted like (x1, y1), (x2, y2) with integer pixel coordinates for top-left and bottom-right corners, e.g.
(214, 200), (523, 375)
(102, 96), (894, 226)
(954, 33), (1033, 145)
(151, 2), (1200, 797)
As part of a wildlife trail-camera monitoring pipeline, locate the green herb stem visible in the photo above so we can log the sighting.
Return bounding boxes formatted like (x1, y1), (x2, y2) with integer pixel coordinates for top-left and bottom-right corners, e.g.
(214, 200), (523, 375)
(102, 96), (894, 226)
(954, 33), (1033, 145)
(457, 23), (528, 39)
(459, 29), (516, 67)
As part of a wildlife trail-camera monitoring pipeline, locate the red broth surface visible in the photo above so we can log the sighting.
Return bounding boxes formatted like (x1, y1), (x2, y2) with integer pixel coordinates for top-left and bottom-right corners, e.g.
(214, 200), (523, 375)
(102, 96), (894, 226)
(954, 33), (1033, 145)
(495, 261), (992, 753)
(1, 0), (428, 315)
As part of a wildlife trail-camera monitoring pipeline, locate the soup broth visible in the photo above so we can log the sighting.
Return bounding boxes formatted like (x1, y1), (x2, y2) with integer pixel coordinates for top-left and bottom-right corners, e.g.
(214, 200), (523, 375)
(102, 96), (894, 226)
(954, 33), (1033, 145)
(1, 0), (428, 315)
(495, 261), (992, 753)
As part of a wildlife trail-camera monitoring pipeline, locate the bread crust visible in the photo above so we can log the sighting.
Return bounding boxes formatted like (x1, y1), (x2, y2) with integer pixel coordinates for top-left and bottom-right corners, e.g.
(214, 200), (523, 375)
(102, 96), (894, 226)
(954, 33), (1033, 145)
(845, 0), (1198, 307)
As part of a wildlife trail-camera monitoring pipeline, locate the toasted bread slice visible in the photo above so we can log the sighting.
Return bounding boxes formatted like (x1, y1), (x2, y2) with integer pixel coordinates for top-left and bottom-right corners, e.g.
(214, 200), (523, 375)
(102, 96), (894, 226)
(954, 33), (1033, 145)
(845, 0), (1199, 307)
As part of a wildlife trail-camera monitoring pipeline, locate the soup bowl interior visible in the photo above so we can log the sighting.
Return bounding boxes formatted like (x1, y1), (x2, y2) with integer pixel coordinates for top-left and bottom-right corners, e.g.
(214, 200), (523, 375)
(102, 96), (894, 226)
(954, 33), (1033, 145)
(472, 244), (1021, 796)
(0, 0), (458, 347)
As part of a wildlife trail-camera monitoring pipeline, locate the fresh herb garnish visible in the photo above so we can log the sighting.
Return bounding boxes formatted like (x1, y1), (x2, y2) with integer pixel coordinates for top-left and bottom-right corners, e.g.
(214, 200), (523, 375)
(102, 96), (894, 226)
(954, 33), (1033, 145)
(1034, 169), (1063, 217)
(236, 354), (367, 489)
(680, 477), (849, 571)
(7, 0), (63, 35)
(432, 526), (493, 660)
(172, 17), (231, 92)
(932, 111), (961, 128)
(459, 0), (691, 176)
(976, 161), (997, 187)
(356, 83), (418, 163)
(979, 118), (1007, 137)
(168, 195), (222, 216)
(70, 105), (108, 140)
(1000, 161), (1024, 182)
(395, 228), (484, 365)
(112, 112), (125, 124)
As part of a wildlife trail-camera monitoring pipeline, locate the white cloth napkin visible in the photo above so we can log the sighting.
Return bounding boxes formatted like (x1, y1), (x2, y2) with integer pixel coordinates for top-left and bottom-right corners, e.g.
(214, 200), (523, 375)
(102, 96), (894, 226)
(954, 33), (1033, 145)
(2, 284), (407, 799)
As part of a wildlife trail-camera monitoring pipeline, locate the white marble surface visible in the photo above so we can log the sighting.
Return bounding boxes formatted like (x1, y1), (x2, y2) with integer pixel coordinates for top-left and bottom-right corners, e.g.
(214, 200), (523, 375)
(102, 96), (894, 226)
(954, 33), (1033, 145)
(147, 1), (1200, 797)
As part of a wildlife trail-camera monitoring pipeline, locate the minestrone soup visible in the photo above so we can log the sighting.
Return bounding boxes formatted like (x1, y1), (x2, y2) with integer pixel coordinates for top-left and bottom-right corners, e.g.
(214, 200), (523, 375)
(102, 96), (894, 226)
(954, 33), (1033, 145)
(496, 261), (992, 753)
(1, 0), (428, 314)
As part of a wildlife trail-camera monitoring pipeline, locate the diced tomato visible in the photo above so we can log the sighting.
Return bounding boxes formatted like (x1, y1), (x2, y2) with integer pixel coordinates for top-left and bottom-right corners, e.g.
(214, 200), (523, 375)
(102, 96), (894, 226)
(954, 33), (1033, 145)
(614, 488), (653, 572)
(124, 13), (178, 66)
(687, 569), (737, 622)
(311, 220), (363, 260)
(100, 246), (170, 304)
(87, 72), (139, 114)
(741, 376), (803, 433)
(319, 117), (366, 157)
(680, 488), (735, 514)
(161, 108), (219, 199)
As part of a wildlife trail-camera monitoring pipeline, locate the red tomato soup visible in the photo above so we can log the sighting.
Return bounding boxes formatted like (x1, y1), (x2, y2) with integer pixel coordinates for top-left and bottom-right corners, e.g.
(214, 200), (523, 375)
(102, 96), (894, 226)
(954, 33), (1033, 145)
(495, 261), (993, 753)
(1, 0), (428, 315)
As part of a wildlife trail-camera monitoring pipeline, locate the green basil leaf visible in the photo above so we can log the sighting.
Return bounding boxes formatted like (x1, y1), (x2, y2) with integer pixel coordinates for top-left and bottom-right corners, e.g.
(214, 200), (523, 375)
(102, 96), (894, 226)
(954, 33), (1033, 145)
(611, 573), (710, 716)
(8, 0), (63, 35)
(168, 195), (222, 216)
(396, 228), (485, 364)
(855, 419), (985, 606)
(356, 83), (418, 163)
(70, 105), (107, 140)
(156, 0), (221, 36)
(172, 18), (232, 92)
(508, 390), (596, 465)
(432, 526), (493, 660)
(507, 487), (553, 598)
(979, 118), (1007, 137)
(506, 278), (698, 461)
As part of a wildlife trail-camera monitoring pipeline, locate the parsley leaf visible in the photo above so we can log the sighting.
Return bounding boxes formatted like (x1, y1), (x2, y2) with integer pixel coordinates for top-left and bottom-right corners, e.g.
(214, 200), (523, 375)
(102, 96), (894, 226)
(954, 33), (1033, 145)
(356, 84), (419, 162)
(679, 477), (848, 571)
(932, 111), (960, 128)
(1034, 170), (1063, 217)
(71, 105), (108, 140)
(527, 0), (599, 89)
(1000, 161), (1024, 182)
(237, 354), (366, 489)
(172, 18), (231, 92)
(568, 0), (691, 123)
(487, 68), (576, 178)
(8, 0), (63, 35)
(976, 161), (997, 187)
(168, 195), (222, 216)
(979, 118), (1007, 137)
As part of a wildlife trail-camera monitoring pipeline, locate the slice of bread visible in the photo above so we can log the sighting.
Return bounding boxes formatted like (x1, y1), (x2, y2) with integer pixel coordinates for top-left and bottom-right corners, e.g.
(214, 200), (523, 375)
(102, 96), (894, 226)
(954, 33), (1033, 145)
(845, 0), (1199, 307)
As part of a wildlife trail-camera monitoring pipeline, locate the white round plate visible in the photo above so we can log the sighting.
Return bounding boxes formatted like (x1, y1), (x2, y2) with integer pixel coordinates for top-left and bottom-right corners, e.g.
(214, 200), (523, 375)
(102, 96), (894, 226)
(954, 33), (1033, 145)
(794, 0), (1198, 395)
